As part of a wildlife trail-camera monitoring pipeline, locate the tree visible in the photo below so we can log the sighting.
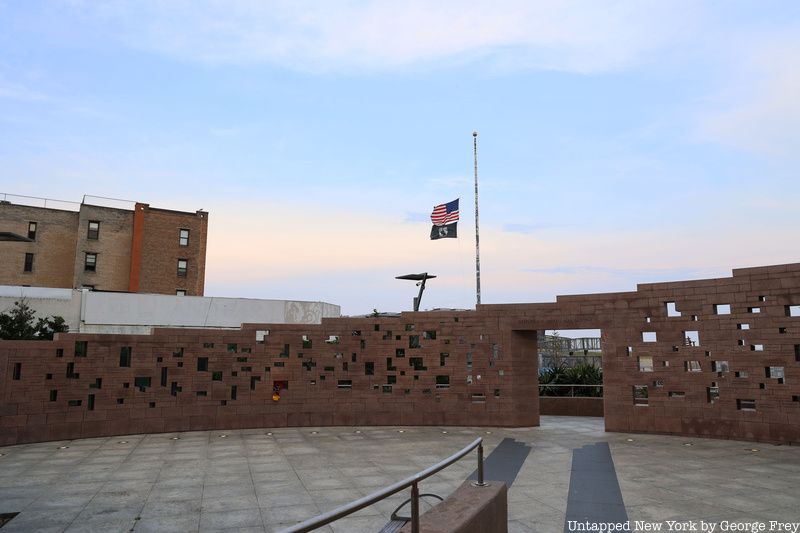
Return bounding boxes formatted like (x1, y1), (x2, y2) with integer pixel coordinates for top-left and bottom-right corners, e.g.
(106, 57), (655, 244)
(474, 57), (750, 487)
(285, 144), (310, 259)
(0, 300), (69, 340)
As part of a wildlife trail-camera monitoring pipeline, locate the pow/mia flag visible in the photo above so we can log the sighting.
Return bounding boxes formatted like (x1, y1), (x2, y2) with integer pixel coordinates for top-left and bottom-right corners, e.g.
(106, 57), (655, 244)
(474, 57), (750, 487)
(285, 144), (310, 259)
(430, 199), (459, 240)
(430, 222), (457, 240)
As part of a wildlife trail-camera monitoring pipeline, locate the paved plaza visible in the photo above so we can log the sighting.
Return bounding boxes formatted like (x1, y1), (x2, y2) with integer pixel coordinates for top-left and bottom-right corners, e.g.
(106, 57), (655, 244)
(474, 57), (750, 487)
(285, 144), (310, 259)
(0, 416), (798, 532)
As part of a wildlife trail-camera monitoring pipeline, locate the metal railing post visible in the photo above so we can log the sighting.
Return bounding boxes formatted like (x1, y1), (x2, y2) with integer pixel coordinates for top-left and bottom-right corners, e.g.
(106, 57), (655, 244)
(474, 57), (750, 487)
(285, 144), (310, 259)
(473, 443), (487, 487)
(411, 482), (420, 533)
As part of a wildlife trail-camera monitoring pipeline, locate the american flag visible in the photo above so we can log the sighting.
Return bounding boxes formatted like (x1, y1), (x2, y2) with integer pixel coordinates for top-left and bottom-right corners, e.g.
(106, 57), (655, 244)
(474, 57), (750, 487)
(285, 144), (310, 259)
(431, 199), (459, 226)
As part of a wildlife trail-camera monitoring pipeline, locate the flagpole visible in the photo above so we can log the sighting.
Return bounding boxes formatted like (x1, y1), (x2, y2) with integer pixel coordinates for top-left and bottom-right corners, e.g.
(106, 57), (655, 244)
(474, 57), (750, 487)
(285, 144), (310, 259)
(473, 131), (481, 306)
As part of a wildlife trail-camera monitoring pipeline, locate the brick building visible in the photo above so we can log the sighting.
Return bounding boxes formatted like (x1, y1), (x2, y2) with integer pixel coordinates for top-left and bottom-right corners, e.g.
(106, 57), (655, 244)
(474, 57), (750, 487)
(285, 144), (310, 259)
(0, 197), (208, 295)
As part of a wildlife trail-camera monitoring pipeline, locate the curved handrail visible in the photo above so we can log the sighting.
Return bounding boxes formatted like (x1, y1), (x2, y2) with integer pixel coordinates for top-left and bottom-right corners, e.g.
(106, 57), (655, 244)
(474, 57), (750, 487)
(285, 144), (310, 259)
(279, 436), (485, 533)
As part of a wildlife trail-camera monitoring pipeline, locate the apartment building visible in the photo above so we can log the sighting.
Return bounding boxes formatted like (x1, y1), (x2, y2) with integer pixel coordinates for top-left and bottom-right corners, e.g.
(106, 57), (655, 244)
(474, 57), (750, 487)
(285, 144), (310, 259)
(0, 196), (208, 295)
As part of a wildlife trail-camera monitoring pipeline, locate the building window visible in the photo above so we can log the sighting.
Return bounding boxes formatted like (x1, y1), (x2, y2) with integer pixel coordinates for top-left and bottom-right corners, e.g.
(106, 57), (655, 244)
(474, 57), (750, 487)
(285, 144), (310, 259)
(28, 222), (37, 240)
(179, 228), (189, 246)
(85, 253), (97, 272)
(177, 259), (188, 277)
(87, 221), (100, 240)
(176, 289), (186, 296)
(24, 253), (34, 272)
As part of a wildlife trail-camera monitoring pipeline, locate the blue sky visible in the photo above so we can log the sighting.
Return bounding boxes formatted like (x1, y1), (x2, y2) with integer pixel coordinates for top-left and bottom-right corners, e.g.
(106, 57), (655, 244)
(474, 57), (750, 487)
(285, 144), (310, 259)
(1, 1), (799, 314)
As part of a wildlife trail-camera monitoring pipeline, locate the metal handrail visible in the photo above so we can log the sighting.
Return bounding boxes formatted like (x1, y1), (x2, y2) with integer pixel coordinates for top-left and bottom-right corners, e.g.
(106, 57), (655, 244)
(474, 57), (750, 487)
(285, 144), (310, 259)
(538, 383), (604, 397)
(279, 437), (485, 533)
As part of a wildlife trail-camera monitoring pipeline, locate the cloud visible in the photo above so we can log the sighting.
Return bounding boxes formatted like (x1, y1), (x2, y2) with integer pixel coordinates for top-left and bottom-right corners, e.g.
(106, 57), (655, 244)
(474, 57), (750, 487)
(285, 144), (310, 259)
(0, 80), (50, 102)
(503, 223), (563, 234)
(698, 35), (800, 158)
(74, 0), (694, 73)
(199, 196), (800, 313)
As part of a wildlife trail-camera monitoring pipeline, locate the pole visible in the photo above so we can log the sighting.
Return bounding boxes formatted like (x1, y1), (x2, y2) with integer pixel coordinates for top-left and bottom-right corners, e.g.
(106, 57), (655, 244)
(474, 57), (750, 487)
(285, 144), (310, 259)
(473, 131), (481, 306)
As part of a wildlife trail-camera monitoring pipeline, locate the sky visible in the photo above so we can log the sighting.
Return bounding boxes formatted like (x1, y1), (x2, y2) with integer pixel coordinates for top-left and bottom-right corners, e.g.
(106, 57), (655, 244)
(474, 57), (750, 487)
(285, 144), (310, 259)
(1, 1), (799, 315)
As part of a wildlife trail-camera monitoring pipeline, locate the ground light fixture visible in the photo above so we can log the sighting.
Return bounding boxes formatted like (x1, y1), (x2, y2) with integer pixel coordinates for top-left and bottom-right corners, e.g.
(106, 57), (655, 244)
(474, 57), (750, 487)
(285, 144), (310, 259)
(683, 443), (694, 447)
(58, 446), (69, 449)
(398, 430), (405, 433)
(118, 441), (128, 444)
(170, 437), (180, 440)
(354, 430), (361, 434)
(266, 432), (273, 436)
(219, 434), (227, 438)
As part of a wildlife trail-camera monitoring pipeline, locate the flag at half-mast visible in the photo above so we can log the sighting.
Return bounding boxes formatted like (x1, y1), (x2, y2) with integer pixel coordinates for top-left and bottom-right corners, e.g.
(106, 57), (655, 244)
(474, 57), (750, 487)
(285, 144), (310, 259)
(430, 198), (459, 240)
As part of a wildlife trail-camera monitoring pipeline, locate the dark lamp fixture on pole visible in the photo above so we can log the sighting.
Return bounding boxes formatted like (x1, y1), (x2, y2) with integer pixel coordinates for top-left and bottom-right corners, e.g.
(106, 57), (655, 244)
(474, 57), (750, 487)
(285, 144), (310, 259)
(396, 273), (437, 312)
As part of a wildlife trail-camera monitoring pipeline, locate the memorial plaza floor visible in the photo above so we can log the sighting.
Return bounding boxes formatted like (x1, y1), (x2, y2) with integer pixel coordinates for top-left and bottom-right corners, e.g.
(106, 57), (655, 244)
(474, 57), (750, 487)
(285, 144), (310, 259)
(0, 416), (798, 532)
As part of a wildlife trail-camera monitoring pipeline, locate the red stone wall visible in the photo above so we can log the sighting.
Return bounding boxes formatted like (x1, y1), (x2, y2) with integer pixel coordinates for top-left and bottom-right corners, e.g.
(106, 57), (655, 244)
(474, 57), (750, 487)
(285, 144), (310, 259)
(0, 312), (534, 445)
(1, 262), (799, 446)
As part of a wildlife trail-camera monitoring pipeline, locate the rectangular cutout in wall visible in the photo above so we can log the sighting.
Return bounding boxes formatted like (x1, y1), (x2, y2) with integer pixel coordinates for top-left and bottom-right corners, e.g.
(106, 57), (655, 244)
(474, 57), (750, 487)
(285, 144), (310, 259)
(633, 385), (648, 406)
(255, 330), (269, 343)
(326, 335), (340, 344)
(748, 307), (761, 314)
(423, 330), (437, 340)
(409, 335), (420, 349)
(751, 344), (764, 351)
(160, 367), (168, 387)
(471, 393), (486, 403)
(68, 399), (82, 407)
(75, 341), (88, 357)
(683, 331), (700, 346)
(134, 377), (151, 391)
(712, 361), (730, 373)
(230, 385), (237, 400)
(642, 332), (657, 343)
(668, 391), (685, 398)
(119, 347), (131, 367)
(665, 302), (681, 317)
(707, 386), (719, 403)
(786, 305), (800, 317)
(49, 390), (57, 401)
(12, 363), (21, 380)
(714, 304), (731, 315)
(87, 394), (95, 411)
(795, 345), (800, 361)
(685, 361), (701, 372)
(737, 399), (756, 411)
(410, 357), (426, 371)
(766, 366), (785, 379)
(212, 371), (223, 380)
(197, 357), (208, 371)
(638, 356), (654, 372)
(440, 352), (449, 366)
(435, 375), (450, 389)
(738, 323), (750, 330)
(735, 371), (748, 378)
(337, 380), (352, 389)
